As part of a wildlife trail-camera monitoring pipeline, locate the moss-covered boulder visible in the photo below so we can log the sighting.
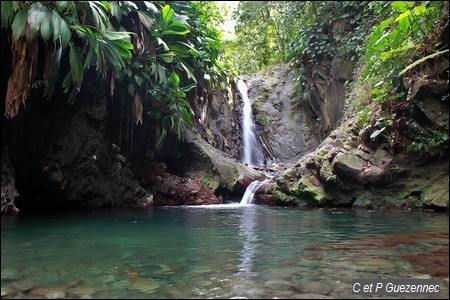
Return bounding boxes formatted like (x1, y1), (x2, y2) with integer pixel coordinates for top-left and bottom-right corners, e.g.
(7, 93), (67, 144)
(422, 175), (449, 209)
(184, 129), (265, 197)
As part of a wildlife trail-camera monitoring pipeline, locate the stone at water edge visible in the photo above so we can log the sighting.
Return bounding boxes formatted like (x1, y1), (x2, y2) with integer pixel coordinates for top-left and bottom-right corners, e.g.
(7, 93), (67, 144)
(128, 277), (160, 293)
(1, 268), (21, 281)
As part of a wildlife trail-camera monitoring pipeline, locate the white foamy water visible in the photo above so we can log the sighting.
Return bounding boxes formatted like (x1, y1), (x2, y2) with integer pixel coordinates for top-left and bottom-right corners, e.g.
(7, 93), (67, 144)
(237, 79), (264, 167)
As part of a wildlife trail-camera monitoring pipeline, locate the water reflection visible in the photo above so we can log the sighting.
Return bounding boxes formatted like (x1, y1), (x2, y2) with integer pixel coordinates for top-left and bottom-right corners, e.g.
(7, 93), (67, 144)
(235, 207), (259, 280)
(1, 207), (448, 299)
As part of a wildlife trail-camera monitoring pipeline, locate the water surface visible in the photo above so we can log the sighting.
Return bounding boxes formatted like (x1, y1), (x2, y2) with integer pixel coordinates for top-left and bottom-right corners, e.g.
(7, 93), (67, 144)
(1, 205), (449, 298)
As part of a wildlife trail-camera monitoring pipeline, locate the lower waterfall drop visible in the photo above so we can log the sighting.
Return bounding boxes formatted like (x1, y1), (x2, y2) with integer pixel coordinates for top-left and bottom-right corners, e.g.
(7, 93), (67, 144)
(237, 78), (271, 205)
(239, 179), (270, 205)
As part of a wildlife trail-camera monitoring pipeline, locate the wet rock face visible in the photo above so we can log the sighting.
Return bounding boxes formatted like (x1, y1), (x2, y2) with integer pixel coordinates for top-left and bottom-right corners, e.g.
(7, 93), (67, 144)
(1, 151), (19, 215)
(246, 64), (319, 164)
(265, 94), (449, 210)
(194, 85), (242, 159)
(183, 128), (265, 198)
(4, 83), (150, 210)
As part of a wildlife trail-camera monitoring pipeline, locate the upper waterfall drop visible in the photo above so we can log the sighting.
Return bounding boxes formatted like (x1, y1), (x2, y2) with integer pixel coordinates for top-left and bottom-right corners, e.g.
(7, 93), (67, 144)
(237, 78), (265, 168)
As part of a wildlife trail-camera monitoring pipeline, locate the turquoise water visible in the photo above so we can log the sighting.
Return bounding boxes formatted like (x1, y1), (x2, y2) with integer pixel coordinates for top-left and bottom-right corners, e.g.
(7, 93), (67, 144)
(1, 205), (449, 299)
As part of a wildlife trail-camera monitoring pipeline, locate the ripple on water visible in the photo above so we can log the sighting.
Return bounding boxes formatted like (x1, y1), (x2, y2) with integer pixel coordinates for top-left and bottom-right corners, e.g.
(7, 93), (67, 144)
(1, 208), (448, 299)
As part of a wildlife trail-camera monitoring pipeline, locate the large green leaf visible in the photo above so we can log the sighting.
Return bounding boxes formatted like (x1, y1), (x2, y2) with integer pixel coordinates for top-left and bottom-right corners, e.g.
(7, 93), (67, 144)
(69, 42), (83, 84)
(144, 1), (159, 14)
(412, 5), (427, 16)
(176, 42), (200, 57)
(182, 108), (194, 128)
(168, 44), (190, 58)
(52, 11), (71, 48)
(365, 16), (394, 59)
(11, 7), (28, 40)
(137, 11), (153, 31)
(157, 37), (169, 51)
(88, 1), (109, 33)
(56, 1), (69, 10)
(110, 39), (133, 60)
(39, 11), (52, 41)
(161, 28), (190, 36)
(370, 126), (386, 140)
(159, 52), (175, 63)
(179, 61), (197, 83)
(399, 49), (449, 75)
(155, 127), (167, 149)
(44, 45), (62, 98)
(166, 19), (188, 31)
(110, 1), (122, 23)
(181, 83), (197, 92)
(395, 10), (411, 22)
(391, 1), (414, 13)
(1, 1), (15, 29)
(134, 75), (144, 86)
(103, 30), (134, 41)
(155, 64), (167, 85)
(161, 5), (174, 25)
(28, 2), (47, 33)
(25, 2), (53, 41)
(100, 41), (125, 70)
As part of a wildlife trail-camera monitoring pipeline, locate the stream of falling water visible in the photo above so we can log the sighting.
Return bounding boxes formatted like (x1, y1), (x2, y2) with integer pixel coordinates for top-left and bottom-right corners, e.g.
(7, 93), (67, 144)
(237, 79), (265, 168)
(237, 78), (270, 205)
(239, 179), (270, 205)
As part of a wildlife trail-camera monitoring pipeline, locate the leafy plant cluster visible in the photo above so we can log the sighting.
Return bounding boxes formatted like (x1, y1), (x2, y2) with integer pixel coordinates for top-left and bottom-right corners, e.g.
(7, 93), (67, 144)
(1, 1), (229, 151)
(363, 1), (448, 111)
(364, 1), (447, 81)
(357, 1), (449, 156)
(228, 1), (376, 75)
(406, 128), (449, 157)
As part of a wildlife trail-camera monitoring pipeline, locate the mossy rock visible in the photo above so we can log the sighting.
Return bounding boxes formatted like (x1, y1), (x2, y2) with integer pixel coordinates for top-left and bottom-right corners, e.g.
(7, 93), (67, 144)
(301, 176), (328, 204)
(353, 191), (373, 209)
(272, 186), (307, 206)
(422, 176), (449, 208)
(200, 176), (220, 191)
(184, 129), (264, 193)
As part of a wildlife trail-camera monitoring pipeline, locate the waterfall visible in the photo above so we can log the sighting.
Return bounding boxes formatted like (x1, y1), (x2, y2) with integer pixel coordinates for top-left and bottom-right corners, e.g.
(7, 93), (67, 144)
(237, 78), (269, 205)
(239, 179), (269, 205)
(237, 79), (264, 167)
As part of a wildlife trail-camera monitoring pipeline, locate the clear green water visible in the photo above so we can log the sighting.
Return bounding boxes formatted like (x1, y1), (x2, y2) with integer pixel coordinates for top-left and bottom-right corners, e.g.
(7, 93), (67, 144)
(1, 205), (449, 299)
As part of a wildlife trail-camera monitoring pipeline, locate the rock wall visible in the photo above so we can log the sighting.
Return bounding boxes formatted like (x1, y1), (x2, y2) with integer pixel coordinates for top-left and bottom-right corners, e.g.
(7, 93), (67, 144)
(1, 73), (265, 211)
(296, 20), (357, 141)
(1, 148), (19, 214)
(246, 64), (319, 164)
(2, 77), (152, 211)
(183, 128), (265, 198)
(260, 69), (449, 211)
(191, 82), (242, 159)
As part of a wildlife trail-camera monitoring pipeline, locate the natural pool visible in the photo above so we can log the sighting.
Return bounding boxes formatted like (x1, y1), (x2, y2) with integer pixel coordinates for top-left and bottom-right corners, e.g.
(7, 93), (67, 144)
(1, 205), (449, 299)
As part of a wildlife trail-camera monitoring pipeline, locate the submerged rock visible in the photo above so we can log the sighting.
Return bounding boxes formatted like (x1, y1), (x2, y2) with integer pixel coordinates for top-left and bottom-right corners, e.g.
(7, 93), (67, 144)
(1, 268), (21, 281)
(128, 278), (160, 293)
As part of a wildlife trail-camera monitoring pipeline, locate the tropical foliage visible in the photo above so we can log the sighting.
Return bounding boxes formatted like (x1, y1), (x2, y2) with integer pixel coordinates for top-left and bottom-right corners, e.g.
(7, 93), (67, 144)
(364, 1), (448, 106)
(228, 1), (448, 157)
(1, 0), (227, 150)
(229, 1), (374, 74)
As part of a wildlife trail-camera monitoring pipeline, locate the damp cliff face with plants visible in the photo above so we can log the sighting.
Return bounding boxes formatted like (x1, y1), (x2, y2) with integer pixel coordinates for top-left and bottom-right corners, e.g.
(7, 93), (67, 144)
(228, 1), (449, 210)
(1, 1), (449, 214)
(0, 1), (261, 214)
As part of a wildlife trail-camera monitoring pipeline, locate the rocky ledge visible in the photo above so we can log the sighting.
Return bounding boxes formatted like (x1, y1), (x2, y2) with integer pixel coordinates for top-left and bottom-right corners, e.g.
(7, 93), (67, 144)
(255, 76), (449, 211)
